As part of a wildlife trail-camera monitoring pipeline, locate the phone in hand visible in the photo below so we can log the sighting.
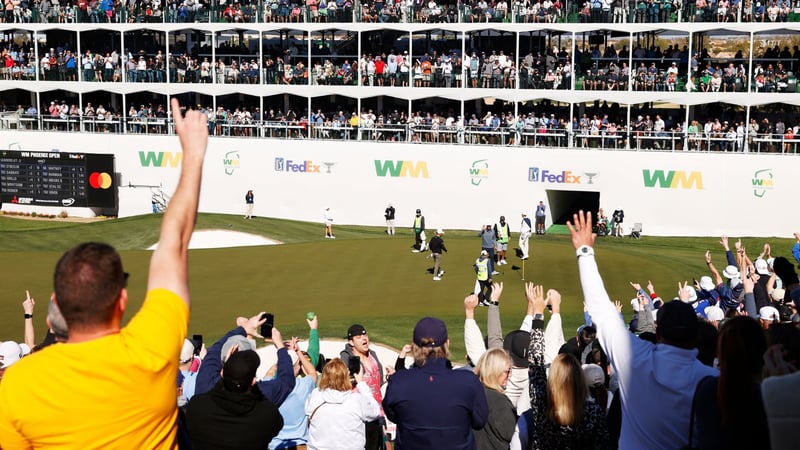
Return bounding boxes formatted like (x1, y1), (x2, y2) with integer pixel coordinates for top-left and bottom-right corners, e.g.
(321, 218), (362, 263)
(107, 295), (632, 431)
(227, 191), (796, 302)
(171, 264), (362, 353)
(260, 313), (274, 338)
(348, 357), (361, 375)
(192, 334), (203, 355)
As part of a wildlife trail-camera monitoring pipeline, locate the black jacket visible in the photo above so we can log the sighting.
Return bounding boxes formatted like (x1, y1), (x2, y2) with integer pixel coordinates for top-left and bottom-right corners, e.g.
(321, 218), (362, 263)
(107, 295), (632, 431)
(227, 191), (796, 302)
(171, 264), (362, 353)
(186, 381), (284, 450)
(429, 235), (447, 254)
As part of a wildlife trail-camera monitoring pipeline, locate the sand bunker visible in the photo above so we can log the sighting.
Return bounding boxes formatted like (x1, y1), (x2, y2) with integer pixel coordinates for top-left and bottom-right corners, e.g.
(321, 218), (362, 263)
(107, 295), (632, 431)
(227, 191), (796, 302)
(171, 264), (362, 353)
(148, 229), (281, 250)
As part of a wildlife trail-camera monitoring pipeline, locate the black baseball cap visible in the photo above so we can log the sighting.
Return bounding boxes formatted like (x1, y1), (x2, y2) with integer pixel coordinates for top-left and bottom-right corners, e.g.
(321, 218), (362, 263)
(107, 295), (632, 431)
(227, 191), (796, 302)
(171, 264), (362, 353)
(347, 324), (367, 339)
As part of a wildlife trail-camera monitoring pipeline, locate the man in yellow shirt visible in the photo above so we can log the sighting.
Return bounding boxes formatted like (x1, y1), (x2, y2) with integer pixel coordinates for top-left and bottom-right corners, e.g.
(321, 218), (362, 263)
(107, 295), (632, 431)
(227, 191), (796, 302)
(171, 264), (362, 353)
(0, 98), (209, 450)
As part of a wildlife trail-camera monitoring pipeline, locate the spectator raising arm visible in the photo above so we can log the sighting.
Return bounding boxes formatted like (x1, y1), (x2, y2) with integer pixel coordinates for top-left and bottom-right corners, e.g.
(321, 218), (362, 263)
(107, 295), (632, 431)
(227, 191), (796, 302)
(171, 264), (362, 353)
(487, 282), (504, 350)
(543, 289), (565, 366)
(464, 293), (485, 365)
(147, 97), (208, 304)
(22, 290), (35, 350)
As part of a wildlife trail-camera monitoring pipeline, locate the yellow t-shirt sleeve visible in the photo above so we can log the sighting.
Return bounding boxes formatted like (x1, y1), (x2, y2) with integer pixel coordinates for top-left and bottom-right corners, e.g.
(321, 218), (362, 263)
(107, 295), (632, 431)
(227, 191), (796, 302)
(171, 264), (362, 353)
(121, 288), (189, 370)
(0, 393), (32, 450)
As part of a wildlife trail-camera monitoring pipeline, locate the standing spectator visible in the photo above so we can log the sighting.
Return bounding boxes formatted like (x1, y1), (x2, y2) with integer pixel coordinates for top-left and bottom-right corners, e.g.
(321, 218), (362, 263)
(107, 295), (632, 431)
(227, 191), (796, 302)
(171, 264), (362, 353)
(494, 216), (511, 266)
(323, 207), (334, 239)
(269, 317), (320, 450)
(695, 315), (769, 450)
(429, 229), (447, 281)
(611, 208), (624, 237)
(244, 189), (254, 219)
(305, 359), (381, 450)
(535, 201), (546, 235)
(383, 317), (489, 449)
(0, 341), (23, 381)
(523, 283), (610, 449)
(0, 99), (209, 448)
(567, 211), (718, 449)
(473, 348), (516, 450)
(519, 212), (532, 260)
(339, 324), (385, 450)
(185, 350), (284, 450)
(194, 315), (296, 406)
(762, 344), (800, 450)
(412, 208), (425, 252)
(384, 203), (395, 235)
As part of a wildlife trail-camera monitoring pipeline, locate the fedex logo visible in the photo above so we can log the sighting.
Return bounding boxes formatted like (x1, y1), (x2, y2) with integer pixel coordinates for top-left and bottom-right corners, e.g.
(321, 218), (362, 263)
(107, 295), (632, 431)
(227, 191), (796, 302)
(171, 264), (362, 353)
(528, 167), (582, 184)
(274, 158), (322, 173)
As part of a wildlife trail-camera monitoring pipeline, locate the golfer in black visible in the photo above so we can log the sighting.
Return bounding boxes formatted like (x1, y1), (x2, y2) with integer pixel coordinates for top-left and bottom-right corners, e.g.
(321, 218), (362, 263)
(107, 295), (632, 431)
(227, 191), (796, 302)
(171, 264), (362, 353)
(430, 229), (447, 281)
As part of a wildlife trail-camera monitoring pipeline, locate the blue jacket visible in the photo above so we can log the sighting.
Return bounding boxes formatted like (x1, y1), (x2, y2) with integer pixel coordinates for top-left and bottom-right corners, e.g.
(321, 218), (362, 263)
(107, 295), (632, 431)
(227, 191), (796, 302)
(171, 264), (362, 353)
(196, 327), (296, 406)
(383, 358), (488, 450)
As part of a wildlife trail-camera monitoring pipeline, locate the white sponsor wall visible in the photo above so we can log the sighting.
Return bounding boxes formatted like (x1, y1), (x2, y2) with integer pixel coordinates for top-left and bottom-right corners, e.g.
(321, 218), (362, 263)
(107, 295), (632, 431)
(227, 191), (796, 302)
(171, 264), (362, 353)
(0, 131), (795, 237)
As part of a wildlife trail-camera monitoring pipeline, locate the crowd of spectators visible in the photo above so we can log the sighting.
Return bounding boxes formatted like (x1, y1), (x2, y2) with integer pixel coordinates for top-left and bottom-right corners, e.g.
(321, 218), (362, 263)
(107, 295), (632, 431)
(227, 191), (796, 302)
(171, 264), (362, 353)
(3, 33), (799, 96)
(2, 98), (799, 153)
(3, 172), (800, 450)
(2, 0), (799, 23)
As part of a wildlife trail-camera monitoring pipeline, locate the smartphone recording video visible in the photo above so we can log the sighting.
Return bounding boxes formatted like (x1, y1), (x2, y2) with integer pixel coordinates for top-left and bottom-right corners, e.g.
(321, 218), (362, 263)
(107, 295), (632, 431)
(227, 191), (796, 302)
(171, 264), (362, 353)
(260, 313), (274, 337)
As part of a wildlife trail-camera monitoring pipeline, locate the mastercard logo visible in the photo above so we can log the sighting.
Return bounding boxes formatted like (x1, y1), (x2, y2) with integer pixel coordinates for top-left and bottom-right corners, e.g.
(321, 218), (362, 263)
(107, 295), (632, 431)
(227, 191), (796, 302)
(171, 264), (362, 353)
(89, 172), (112, 189)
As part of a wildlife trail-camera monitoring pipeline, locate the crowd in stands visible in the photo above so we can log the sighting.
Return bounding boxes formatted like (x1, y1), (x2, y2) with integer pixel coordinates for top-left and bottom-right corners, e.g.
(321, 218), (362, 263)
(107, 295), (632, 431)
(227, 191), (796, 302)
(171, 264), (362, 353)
(3, 33), (799, 97)
(3, 99), (799, 153)
(2, 0), (798, 23)
(3, 162), (800, 450)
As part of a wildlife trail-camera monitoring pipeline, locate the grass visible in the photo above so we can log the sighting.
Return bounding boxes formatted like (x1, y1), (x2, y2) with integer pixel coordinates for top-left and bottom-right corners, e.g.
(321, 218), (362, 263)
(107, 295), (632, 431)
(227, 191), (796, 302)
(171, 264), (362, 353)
(0, 214), (794, 363)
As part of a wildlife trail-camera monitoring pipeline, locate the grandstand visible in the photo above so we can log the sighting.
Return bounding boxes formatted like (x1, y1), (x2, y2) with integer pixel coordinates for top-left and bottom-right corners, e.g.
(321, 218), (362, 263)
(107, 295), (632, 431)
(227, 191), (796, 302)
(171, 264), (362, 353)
(0, 1), (797, 237)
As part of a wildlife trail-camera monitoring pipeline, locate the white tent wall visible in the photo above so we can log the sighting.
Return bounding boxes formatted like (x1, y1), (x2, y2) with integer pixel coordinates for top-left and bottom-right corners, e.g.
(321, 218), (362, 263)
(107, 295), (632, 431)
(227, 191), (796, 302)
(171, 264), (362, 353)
(0, 131), (792, 237)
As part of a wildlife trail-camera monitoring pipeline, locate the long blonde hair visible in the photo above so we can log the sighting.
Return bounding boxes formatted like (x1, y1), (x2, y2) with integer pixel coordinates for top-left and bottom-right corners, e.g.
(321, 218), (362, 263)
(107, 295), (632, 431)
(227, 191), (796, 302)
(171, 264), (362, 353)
(474, 348), (511, 393)
(318, 359), (351, 392)
(547, 353), (588, 426)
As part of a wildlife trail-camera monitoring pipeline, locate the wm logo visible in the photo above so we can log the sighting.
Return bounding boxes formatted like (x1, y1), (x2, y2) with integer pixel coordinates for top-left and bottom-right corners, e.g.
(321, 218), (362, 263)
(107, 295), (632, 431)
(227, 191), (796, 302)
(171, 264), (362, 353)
(139, 151), (182, 168)
(374, 160), (429, 178)
(642, 170), (703, 189)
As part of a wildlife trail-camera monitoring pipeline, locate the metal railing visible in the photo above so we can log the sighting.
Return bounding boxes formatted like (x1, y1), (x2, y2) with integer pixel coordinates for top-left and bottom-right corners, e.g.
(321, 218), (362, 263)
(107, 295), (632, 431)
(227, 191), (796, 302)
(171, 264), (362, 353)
(3, 113), (796, 154)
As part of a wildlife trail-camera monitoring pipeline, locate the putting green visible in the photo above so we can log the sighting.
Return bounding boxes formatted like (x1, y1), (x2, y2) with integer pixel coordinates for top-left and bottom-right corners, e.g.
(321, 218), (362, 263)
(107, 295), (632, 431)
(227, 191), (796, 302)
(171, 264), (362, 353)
(0, 214), (792, 363)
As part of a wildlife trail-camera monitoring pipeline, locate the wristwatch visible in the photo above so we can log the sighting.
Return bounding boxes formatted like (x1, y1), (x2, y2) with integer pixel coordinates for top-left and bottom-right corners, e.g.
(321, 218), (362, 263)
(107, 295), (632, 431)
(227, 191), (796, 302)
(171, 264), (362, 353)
(576, 245), (595, 257)
(24, 313), (33, 319)
(533, 313), (544, 320)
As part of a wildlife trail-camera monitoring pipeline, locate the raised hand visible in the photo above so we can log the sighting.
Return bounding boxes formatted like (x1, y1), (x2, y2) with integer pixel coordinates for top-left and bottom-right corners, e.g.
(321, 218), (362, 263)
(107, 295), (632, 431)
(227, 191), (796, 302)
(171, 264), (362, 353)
(678, 281), (690, 302)
(525, 282), (546, 316)
(23, 290), (35, 315)
(646, 280), (655, 294)
(566, 210), (595, 250)
(546, 289), (562, 314)
(490, 282), (504, 304)
(705, 250), (712, 264)
(614, 300), (623, 313)
(720, 235), (729, 250)
(240, 312), (267, 338)
(464, 294), (479, 320)
(170, 97), (208, 163)
(629, 281), (642, 292)
(307, 314), (318, 330)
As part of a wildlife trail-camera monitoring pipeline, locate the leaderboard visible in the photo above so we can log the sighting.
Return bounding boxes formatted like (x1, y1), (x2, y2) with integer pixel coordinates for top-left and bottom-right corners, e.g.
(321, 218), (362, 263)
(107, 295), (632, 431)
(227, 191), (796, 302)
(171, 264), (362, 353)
(0, 150), (115, 208)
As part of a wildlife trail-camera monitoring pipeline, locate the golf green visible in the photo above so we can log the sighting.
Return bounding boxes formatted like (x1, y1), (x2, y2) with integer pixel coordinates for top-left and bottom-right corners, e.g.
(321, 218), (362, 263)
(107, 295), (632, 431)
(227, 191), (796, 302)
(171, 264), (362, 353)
(0, 214), (792, 363)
